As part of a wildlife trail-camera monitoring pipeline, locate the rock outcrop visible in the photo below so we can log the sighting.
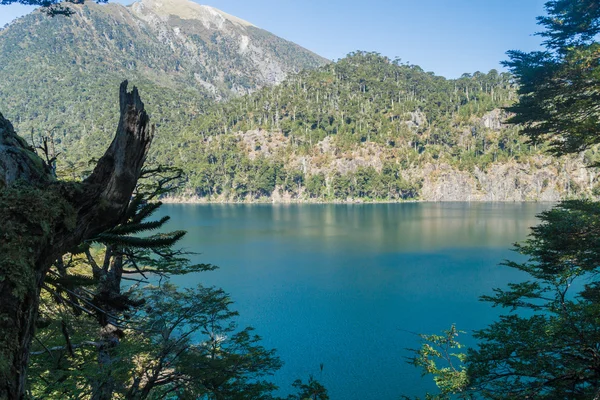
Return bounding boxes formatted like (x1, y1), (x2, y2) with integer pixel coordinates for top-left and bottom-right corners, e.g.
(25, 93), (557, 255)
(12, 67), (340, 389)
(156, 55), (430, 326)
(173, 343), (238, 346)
(208, 126), (600, 202)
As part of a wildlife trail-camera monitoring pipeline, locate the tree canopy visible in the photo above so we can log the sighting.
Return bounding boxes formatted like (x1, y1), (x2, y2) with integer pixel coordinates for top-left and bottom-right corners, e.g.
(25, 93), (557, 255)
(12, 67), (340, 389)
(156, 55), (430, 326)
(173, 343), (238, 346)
(0, 82), (153, 398)
(409, 202), (600, 399)
(409, 1), (600, 398)
(504, 0), (600, 158)
(0, 0), (107, 15)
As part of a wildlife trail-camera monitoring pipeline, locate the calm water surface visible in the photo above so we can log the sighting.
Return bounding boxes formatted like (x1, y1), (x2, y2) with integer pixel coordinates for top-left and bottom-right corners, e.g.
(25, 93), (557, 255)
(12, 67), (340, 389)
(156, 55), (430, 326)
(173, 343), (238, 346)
(159, 202), (551, 399)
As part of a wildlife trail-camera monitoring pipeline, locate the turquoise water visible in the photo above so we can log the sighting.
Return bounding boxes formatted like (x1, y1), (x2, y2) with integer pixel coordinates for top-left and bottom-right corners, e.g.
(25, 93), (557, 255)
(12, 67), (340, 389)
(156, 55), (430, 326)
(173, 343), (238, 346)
(159, 202), (551, 399)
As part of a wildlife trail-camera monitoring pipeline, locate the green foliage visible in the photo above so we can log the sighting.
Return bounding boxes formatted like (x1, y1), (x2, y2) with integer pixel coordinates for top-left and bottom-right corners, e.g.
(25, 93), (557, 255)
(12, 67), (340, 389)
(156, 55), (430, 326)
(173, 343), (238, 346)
(185, 51), (515, 148)
(93, 230), (186, 249)
(0, 1), (325, 173)
(128, 283), (283, 399)
(29, 283), (285, 399)
(2, 4), (587, 202)
(2, 2), (574, 202)
(305, 173), (326, 199)
(465, 201), (600, 398)
(26, 164), (290, 399)
(0, 0), (108, 16)
(401, 4), (600, 399)
(404, 325), (470, 400)
(409, 201), (600, 399)
(166, 52), (547, 201)
(504, 0), (600, 158)
(16, 156), (335, 399)
(287, 376), (329, 400)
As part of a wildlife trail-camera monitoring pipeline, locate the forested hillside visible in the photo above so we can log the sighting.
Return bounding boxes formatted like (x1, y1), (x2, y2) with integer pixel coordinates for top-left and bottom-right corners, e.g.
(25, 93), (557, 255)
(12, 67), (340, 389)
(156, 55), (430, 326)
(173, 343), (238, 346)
(0, 0), (327, 165)
(1, 1), (596, 202)
(156, 52), (599, 202)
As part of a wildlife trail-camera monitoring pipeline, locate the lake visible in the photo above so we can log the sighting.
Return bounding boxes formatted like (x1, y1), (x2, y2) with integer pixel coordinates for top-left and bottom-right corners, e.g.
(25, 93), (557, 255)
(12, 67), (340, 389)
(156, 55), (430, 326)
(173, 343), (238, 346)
(159, 202), (551, 399)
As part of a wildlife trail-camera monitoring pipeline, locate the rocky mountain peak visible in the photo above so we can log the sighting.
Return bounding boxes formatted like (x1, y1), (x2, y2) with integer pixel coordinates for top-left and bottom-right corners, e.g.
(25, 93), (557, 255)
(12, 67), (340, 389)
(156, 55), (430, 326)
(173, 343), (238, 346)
(131, 0), (254, 29)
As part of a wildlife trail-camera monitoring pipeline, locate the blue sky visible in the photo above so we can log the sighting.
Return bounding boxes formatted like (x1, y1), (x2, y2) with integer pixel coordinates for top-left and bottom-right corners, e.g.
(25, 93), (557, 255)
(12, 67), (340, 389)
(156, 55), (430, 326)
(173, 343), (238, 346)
(0, 0), (547, 78)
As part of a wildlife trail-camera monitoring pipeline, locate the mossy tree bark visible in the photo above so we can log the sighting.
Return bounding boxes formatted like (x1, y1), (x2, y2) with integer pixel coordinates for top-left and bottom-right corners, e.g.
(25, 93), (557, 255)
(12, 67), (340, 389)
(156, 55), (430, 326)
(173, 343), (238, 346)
(0, 81), (154, 399)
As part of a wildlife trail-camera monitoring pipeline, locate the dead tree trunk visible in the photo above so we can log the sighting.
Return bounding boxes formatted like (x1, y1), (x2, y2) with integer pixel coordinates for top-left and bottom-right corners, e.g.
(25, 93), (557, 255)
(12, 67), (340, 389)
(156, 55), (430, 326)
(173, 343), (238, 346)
(0, 81), (154, 399)
(91, 249), (125, 400)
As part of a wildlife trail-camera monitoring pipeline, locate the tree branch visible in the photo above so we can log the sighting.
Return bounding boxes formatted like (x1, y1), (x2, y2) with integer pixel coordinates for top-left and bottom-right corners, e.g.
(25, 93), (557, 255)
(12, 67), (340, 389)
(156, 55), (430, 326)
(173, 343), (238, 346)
(0, 81), (155, 399)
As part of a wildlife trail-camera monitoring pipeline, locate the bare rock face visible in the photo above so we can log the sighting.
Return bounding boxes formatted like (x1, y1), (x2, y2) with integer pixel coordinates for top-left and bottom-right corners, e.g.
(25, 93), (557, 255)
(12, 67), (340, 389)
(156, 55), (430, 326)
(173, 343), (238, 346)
(236, 130), (289, 160)
(417, 155), (596, 201)
(127, 0), (328, 92)
(480, 109), (507, 131)
(418, 164), (474, 201)
(231, 123), (598, 202)
(133, 0), (255, 28)
(404, 110), (427, 128)
(173, 99), (600, 203)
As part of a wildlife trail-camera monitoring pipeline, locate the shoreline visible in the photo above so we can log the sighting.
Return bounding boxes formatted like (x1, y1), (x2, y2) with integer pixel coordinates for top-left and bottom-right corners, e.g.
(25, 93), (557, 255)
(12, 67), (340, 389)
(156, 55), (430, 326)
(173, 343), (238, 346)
(159, 196), (559, 205)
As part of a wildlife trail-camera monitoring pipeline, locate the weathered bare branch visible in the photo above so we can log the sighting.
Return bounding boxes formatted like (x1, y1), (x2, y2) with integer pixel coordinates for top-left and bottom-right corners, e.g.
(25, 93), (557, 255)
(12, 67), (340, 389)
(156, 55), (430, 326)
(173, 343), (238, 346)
(0, 81), (154, 399)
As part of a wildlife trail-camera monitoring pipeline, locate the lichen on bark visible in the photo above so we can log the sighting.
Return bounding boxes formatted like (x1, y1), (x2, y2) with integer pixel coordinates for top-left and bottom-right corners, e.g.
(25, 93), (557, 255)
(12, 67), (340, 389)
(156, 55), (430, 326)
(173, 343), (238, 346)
(0, 185), (76, 384)
(0, 185), (76, 297)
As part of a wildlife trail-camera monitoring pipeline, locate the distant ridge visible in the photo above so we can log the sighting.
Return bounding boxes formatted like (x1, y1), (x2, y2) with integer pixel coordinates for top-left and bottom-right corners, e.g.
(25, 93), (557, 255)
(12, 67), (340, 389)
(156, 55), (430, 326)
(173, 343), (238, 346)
(133, 0), (255, 27)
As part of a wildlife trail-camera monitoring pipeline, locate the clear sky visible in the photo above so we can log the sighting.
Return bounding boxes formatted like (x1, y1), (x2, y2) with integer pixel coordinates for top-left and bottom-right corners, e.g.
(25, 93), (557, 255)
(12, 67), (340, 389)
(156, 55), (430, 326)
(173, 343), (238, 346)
(0, 0), (547, 78)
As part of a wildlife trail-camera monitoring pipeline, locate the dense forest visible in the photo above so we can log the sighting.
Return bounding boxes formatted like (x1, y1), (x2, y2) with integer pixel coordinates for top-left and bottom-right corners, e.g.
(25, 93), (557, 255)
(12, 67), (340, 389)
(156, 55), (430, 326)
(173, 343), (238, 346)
(155, 52), (597, 202)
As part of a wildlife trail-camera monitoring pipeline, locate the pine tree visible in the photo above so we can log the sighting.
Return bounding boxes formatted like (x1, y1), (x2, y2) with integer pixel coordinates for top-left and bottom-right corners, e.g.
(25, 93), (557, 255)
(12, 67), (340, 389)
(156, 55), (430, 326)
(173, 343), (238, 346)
(408, 1), (600, 398)
(504, 0), (600, 158)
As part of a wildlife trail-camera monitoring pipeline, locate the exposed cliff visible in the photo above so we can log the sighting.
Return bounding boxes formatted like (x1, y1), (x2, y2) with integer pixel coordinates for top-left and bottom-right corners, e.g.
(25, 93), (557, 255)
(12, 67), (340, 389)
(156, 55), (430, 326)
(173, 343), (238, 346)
(417, 156), (592, 202)
(166, 115), (599, 203)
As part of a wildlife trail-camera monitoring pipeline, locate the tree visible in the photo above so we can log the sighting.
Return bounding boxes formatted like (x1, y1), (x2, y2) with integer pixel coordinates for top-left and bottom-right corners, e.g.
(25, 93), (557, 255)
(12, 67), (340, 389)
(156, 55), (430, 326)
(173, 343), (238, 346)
(469, 201), (600, 398)
(404, 325), (470, 400)
(408, 202), (600, 399)
(0, 81), (153, 399)
(29, 282), (283, 399)
(504, 0), (600, 158)
(469, 6), (600, 394)
(287, 376), (329, 400)
(20, 160), (290, 399)
(0, 0), (107, 16)
(27, 163), (276, 399)
(128, 284), (282, 400)
(56, 167), (211, 400)
(409, 2), (600, 398)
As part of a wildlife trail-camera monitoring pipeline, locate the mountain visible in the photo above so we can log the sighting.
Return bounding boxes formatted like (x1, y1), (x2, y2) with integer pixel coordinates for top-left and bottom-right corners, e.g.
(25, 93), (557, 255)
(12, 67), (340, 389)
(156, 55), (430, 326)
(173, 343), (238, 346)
(154, 52), (599, 202)
(0, 0), (327, 161)
(128, 0), (327, 96)
(0, 7), (596, 202)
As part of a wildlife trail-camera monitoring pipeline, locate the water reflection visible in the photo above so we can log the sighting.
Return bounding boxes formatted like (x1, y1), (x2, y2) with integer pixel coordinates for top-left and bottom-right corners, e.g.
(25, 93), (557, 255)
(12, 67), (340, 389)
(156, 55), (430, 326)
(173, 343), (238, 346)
(159, 202), (551, 399)
(165, 202), (547, 251)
